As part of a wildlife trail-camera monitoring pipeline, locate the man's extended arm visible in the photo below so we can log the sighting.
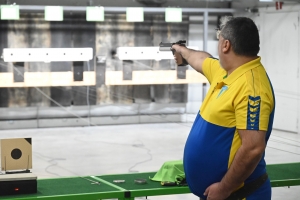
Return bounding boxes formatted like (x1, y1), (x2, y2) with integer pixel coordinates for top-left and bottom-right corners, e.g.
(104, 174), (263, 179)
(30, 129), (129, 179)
(204, 129), (266, 200)
(171, 44), (211, 75)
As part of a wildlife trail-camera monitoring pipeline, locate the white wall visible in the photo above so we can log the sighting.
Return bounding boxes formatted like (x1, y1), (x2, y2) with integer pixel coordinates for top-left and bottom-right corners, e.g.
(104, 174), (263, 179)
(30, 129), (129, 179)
(242, 6), (300, 133)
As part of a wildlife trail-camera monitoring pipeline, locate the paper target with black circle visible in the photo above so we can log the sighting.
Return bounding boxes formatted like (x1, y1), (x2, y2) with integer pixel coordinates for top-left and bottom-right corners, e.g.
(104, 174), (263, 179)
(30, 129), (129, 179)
(0, 138), (32, 171)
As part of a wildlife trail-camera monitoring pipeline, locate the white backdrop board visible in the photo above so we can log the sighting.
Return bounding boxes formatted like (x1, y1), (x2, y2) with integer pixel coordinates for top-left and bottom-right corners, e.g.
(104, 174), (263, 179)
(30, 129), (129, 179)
(260, 11), (300, 133)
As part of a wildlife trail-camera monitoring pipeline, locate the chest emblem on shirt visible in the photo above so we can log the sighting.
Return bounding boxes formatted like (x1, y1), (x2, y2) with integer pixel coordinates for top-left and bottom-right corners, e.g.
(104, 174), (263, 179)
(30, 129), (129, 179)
(217, 85), (228, 99)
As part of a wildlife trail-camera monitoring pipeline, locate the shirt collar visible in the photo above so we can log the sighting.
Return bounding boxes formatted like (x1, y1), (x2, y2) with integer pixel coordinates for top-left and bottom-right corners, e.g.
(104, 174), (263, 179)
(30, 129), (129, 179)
(223, 57), (262, 85)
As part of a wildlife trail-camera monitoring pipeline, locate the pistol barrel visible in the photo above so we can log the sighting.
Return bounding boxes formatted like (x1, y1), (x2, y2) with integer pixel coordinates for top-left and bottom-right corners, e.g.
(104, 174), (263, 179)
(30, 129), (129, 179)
(159, 42), (173, 51)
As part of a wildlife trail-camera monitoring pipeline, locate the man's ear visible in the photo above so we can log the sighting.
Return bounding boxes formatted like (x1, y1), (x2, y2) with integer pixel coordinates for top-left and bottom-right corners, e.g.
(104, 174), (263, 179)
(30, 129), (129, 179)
(222, 40), (231, 54)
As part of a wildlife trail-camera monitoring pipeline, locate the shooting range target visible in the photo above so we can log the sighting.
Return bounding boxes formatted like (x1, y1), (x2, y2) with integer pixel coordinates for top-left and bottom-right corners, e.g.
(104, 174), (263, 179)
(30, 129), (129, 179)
(0, 138), (32, 171)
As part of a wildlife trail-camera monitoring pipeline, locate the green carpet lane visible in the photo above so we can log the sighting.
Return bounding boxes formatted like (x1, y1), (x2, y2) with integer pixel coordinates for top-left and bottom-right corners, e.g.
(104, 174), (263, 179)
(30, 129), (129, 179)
(2, 176), (122, 199)
(267, 163), (300, 180)
(97, 172), (191, 197)
(98, 172), (163, 190)
(97, 172), (189, 190)
(98, 163), (300, 191)
(2, 163), (300, 199)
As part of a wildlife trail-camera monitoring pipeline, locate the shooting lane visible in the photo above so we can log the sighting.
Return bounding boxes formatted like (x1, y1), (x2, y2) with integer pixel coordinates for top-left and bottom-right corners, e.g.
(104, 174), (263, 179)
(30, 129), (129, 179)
(0, 1), (299, 200)
(1, 162), (300, 200)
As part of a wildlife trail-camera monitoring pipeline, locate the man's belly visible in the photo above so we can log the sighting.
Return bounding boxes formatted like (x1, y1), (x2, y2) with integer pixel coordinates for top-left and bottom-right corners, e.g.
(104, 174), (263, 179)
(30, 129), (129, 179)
(183, 113), (236, 197)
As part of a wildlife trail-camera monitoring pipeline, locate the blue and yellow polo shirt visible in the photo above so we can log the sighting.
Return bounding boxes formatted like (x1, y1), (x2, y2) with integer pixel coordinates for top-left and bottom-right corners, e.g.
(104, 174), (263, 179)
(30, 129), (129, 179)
(183, 57), (275, 199)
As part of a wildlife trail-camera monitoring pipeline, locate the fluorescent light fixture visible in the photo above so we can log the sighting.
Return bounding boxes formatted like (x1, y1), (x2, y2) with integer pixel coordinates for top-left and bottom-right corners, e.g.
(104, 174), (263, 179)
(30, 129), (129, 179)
(259, 0), (273, 2)
(45, 6), (63, 21)
(165, 8), (182, 22)
(126, 7), (144, 22)
(3, 48), (93, 62)
(86, 6), (104, 21)
(1, 5), (19, 20)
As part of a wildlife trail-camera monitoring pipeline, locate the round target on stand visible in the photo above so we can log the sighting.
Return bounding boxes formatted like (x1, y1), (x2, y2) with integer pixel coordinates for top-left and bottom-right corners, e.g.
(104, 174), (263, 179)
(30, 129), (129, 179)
(1, 138), (32, 171)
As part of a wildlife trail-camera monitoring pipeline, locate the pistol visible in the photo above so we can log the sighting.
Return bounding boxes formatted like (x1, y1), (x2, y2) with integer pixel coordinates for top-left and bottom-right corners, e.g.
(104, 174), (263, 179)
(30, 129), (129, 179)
(159, 40), (188, 66)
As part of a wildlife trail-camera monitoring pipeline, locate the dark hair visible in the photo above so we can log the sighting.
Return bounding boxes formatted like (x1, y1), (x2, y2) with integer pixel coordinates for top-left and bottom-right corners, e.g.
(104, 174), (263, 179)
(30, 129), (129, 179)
(220, 17), (260, 57)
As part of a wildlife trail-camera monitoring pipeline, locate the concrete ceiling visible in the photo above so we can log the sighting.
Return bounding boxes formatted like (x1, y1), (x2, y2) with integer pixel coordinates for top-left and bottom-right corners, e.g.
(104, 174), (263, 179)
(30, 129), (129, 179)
(4, 0), (299, 9)
(6, 0), (230, 7)
(3, 0), (300, 12)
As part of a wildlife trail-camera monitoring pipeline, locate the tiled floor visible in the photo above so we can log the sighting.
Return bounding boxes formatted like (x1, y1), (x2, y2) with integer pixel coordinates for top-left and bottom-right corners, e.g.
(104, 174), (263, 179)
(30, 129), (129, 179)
(0, 122), (299, 200)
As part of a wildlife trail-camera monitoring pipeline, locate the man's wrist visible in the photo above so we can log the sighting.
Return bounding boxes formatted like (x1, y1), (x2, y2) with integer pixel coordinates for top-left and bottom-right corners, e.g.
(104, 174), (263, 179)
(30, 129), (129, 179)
(219, 179), (235, 194)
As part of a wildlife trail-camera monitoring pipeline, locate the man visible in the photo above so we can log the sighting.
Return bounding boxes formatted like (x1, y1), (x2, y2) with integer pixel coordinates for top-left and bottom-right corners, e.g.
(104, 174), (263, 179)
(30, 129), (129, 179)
(172, 16), (275, 200)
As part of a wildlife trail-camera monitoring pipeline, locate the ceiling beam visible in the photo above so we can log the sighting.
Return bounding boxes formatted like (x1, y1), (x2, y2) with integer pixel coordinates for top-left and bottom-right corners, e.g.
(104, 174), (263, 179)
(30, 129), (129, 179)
(19, 5), (238, 15)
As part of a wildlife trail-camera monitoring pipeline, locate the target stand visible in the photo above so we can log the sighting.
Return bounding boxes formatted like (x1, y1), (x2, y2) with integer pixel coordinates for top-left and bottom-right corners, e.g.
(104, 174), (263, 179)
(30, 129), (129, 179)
(0, 138), (37, 195)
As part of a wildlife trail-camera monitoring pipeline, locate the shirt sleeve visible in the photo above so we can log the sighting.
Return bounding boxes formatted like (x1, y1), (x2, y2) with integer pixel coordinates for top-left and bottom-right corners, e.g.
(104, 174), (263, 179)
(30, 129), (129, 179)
(202, 57), (223, 84)
(234, 82), (273, 131)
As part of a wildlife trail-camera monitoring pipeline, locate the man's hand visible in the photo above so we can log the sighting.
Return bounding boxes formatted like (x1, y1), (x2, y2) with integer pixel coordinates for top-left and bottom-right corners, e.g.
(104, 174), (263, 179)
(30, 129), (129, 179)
(171, 44), (185, 53)
(170, 44), (211, 74)
(171, 44), (187, 66)
(204, 182), (231, 200)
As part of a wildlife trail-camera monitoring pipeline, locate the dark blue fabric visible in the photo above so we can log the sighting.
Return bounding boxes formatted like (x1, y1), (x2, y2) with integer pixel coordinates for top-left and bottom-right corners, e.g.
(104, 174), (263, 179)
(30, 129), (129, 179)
(184, 72), (275, 199)
(183, 113), (235, 199)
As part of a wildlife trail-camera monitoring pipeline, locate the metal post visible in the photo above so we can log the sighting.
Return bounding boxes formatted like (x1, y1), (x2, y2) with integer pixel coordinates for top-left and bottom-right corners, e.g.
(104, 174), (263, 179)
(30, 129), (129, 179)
(203, 11), (208, 52)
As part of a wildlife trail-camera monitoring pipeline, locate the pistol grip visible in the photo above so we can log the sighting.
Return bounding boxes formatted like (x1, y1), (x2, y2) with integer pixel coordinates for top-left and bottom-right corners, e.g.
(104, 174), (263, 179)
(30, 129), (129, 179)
(174, 51), (188, 66)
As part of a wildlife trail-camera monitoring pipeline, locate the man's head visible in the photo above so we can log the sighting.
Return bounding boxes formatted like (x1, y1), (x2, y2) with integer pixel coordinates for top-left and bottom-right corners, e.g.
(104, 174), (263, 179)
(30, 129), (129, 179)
(217, 16), (260, 70)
